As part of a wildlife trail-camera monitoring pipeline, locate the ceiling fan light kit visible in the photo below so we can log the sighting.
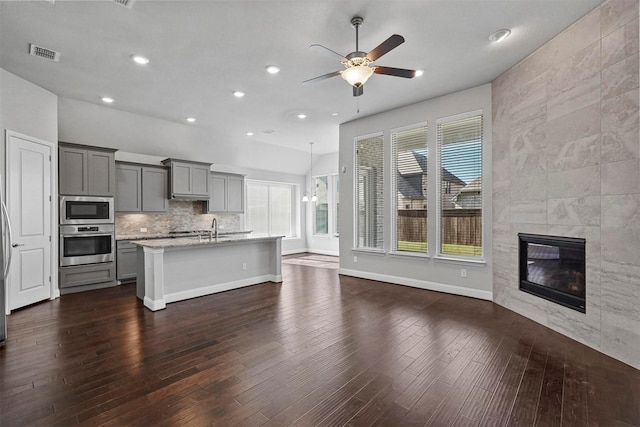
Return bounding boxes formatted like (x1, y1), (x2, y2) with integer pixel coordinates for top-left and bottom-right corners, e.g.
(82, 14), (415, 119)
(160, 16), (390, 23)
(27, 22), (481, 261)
(304, 16), (417, 97)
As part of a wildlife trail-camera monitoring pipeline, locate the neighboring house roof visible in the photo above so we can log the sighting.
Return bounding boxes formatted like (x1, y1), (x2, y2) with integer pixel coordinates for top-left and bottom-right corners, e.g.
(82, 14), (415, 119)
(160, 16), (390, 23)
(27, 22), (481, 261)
(459, 177), (482, 193)
(397, 172), (424, 199)
(397, 150), (466, 188)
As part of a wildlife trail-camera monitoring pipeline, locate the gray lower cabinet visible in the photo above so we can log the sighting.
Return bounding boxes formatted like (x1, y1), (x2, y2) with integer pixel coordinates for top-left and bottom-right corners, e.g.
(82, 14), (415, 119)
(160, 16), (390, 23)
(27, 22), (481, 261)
(116, 240), (137, 281)
(59, 142), (117, 196)
(115, 162), (168, 213)
(208, 173), (245, 213)
(59, 263), (116, 294)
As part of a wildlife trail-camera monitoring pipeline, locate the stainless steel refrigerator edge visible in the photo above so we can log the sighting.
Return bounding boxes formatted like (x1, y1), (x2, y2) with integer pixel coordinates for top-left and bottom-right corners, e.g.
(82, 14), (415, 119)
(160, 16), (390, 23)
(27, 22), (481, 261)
(1, 174), (13, 344)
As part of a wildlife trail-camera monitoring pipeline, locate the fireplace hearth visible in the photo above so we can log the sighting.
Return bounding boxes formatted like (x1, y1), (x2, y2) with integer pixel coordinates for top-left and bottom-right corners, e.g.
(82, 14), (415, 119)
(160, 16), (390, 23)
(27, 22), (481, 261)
(518, 233), (586, 313)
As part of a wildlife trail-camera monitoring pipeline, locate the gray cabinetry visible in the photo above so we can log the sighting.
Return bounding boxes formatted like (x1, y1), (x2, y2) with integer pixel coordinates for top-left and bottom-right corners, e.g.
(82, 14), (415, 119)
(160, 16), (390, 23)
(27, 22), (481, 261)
(59, 142), (116, 196)
(59, 263), (116, 294)
(115, 162), (168, 213)
(162, 158), (211, 200)
(116, 240), (137, 281)
(142, 167), (169, 212)
(115, 163), (141, 212)
(208, 173), (245, 213)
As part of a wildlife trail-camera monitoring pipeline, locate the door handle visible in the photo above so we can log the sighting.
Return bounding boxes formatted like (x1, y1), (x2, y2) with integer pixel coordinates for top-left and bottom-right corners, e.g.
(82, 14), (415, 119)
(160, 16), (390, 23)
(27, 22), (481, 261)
(12, 243), (24, 247)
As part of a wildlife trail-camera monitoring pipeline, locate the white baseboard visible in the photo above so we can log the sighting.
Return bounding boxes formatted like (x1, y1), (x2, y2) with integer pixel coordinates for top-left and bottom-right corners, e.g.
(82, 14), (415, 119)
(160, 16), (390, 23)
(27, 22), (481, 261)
(144, 296), (166, 311)
(282, 249), (308, 255)
(304, 249), (339, 256)
(164, 274), (278, 304)
(338, 268), (493, 301)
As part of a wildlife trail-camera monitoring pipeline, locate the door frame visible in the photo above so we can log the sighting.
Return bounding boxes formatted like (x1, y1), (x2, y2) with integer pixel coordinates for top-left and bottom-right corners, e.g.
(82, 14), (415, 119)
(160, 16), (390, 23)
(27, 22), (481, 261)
(5, 130), (58, 315)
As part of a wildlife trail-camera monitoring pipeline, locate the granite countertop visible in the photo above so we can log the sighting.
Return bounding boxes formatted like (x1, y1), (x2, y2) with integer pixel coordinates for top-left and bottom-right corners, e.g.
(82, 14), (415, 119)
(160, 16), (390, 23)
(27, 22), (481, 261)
(130, 234), (282, 249)
(116, 230), (253, 241)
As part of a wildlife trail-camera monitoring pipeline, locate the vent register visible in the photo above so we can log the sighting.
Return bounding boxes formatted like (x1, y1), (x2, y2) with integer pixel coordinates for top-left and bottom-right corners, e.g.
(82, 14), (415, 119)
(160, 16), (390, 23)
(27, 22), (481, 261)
(29, 44), (60, 62)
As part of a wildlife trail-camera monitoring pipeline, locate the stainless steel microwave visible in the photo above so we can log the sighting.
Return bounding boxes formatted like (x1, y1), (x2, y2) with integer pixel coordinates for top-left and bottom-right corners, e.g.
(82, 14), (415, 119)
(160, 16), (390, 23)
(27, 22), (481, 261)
(60, 196), (114, 225)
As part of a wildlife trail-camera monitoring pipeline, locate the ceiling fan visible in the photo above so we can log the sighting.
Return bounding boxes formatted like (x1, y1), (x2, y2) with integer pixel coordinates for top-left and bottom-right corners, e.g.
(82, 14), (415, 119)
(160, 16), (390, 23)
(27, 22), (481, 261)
(303, 16), (418, 97)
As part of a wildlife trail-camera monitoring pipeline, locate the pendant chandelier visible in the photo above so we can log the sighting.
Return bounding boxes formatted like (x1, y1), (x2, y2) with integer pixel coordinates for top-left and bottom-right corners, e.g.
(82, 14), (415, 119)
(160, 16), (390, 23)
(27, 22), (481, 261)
(302, 142), (317, 202)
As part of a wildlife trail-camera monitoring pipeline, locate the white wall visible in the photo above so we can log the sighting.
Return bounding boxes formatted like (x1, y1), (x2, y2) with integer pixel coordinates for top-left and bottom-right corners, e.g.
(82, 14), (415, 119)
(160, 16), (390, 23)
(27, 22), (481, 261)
(58, 99), (309, 254)
(0, 68), (59, 303)
(0, 69), (58, 177)
(338, 84), (493, 300)
(305, 152), (339, 255)
(58, 97), (313, 176)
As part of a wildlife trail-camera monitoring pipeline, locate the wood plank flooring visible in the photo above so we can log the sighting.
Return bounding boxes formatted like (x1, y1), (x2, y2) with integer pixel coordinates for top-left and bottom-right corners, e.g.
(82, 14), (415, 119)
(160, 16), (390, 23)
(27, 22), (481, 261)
(1, 259), (639, 426)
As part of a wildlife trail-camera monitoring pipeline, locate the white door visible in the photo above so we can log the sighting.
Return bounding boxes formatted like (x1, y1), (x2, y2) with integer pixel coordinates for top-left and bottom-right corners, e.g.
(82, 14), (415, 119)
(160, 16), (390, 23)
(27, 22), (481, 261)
(6, 132), (52, 310)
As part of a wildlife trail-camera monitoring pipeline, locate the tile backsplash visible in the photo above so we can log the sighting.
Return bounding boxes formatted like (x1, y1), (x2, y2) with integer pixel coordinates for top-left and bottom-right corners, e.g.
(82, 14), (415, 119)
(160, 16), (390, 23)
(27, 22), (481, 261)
(116, 200), (241, 235)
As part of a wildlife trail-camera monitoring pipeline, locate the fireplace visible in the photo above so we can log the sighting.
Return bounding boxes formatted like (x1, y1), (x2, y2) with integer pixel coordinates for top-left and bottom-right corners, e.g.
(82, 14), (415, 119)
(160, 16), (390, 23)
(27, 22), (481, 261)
(518, 233), (586, 313)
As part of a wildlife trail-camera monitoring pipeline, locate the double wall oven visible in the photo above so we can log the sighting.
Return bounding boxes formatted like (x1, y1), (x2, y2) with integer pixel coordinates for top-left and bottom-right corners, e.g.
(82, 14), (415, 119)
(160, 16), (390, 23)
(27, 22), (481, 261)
(59, 196), (115, 268)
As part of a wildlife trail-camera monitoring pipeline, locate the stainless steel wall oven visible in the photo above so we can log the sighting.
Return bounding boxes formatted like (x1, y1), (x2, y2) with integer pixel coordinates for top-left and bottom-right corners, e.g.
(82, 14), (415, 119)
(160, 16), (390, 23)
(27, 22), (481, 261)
(59, 224), (115, 267)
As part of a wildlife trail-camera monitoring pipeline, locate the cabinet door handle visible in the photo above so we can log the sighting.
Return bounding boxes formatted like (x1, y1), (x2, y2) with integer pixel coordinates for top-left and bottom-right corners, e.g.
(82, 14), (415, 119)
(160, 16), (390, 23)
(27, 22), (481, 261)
(12, 243), (24, 247)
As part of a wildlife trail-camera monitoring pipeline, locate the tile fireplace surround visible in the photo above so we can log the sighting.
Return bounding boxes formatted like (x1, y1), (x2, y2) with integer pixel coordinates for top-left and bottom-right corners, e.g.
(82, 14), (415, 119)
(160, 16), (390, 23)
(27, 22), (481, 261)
(492, 0), (640, 369)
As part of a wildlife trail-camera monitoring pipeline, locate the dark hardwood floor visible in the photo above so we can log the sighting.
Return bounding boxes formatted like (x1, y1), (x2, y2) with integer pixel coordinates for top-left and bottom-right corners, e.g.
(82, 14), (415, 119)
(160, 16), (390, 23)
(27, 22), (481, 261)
(1, 260), (639, 426)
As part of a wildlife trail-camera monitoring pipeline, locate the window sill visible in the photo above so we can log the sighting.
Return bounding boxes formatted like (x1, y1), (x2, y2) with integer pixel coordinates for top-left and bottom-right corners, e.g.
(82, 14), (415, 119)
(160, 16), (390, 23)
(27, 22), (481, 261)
(388, 251), (430, 260)
(311, 234), (333, 239)
(433, 255), (486, 266)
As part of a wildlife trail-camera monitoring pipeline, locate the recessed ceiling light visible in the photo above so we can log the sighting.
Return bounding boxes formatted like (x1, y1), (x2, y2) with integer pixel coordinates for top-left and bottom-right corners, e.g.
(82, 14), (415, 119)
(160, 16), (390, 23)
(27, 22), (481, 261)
(266, 65), (280, 74)
(331, 112), (339, 116)
(233, 91), (245, 98)
(131, 54), (149, 65)
(246, 132), (254, 136)
(488, 29), (511, 43)
(186, 117), (196, 123)
(297, 114), (307, 119)
(414, 69), (424, 77)
(101, 97), (114, 104)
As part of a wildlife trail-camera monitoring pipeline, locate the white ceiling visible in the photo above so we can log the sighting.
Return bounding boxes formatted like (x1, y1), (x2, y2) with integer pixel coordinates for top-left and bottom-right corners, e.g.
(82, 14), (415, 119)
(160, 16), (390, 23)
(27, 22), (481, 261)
(0, 0), (603, 156)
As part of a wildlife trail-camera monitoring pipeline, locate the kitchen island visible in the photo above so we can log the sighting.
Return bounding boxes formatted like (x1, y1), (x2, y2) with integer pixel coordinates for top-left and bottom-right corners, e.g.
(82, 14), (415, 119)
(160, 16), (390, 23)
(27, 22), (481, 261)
(132, 235), (282, 311)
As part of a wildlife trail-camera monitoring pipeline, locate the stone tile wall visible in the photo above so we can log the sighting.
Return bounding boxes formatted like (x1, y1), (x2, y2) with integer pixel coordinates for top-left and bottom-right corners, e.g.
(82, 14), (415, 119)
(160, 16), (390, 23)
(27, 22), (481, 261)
(115, 200), (240, 236)
(492, 0), (640, 369)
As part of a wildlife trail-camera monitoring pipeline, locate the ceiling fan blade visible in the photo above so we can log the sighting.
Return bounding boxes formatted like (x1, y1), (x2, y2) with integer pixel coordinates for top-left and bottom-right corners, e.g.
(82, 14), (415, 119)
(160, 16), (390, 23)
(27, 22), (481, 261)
(366, 34), (405, 61)
(302, 70), (342, 85)
(374, 66), (416, 78)
(353, 85), (364, 97)
(310, 44), (347, 61)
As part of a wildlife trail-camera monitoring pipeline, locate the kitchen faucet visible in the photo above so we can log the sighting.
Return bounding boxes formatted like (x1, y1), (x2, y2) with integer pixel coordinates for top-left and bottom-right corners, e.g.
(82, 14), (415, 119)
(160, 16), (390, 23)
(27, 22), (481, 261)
(211, 217), (218, 242)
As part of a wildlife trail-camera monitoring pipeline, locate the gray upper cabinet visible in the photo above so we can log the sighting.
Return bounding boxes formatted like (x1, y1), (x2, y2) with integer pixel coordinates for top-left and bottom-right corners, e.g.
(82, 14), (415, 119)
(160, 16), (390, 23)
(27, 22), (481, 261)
(141, 167), (169, 212)
(115, 163), (142, 212)
(208, 173), (245, 213)
(162, 158), (212, 200)
(59, 142), (116, 196)
(115, 162), (168, 213)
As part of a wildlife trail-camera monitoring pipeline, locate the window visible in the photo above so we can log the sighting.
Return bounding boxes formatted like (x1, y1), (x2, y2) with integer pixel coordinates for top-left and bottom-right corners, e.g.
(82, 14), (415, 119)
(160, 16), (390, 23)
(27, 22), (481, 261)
(392, 124), (428, 254)
(246, 180), (296, 238)
(437, 112), (483, 258)
(332, 173), (339, 236)
(313, 176), (329, 235)
(355, 133), (384, 250)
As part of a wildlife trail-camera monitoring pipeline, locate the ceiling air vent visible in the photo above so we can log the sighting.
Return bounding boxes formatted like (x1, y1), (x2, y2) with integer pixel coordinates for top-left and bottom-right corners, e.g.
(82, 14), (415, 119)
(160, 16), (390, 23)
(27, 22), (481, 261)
(113, 0), (135, 9)
(29, 44), (60, 62)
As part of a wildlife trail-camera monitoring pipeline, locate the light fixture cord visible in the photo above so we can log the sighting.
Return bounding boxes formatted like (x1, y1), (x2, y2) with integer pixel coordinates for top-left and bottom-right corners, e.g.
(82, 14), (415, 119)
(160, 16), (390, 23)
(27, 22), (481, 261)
(310, 142), (314, 196)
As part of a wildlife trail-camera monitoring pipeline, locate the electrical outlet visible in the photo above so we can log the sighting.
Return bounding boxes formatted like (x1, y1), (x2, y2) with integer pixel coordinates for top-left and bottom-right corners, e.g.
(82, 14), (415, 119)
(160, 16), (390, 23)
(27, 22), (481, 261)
(353, 256), (358, 263)
(461, 269), (467, 278)
(242, 262), (247, 271)
(140, 228), (147, 232)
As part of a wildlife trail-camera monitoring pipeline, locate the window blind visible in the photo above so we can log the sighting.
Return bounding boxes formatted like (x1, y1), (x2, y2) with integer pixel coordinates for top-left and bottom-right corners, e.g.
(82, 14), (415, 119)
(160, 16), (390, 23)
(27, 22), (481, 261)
(392, 125), (428, 253)
(437, 114), (483, 257)
(355, 133), (384, 250)
(246, 181), (294, 237)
